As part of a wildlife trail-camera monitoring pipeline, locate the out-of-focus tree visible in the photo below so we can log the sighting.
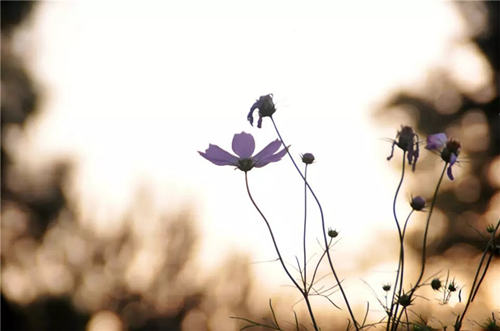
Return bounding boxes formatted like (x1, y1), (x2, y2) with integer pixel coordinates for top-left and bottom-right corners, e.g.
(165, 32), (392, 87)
(379, 1), (498, 255)
(1, 3), (272, 331)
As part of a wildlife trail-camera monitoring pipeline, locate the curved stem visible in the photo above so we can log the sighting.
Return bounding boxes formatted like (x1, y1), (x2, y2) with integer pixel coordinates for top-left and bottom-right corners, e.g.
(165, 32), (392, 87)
(244, 172), (319, 331)
(303, 164), (309, 291)
(393, 162), (447, 331)
(411, 163), (447, 291)
(457, 219), (500, 328)
(391, 210), (414, 331)
(270, 117), (359, 330)
(388, 152), (406, 331)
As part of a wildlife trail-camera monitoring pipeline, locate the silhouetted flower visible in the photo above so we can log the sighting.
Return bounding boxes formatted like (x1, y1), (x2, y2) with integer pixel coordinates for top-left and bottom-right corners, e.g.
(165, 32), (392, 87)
(426, 133), (461, 180)
(387, 126), (419, 171)
(410, 196), (426, 211)
(199, 132), (287, 172)
(247, 94), (276, 128)
(301, 153), (315, 164)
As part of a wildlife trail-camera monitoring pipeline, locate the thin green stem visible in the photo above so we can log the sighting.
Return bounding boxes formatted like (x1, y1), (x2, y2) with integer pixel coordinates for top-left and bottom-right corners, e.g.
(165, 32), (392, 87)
(270, 117), (359, 330)
(244, 172), (319, 331)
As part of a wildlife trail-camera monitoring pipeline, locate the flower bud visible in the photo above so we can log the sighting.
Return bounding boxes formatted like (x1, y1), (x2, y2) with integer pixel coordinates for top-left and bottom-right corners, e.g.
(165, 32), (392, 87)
(410, 196), (426, 211)
(397, 293), (412, 307)
(382, 284), (391, 292)
(486, 224), (495, 234)
(430, 278), (441, 291)
(328, 229), (338, 238)
(301, 153), (315, 164)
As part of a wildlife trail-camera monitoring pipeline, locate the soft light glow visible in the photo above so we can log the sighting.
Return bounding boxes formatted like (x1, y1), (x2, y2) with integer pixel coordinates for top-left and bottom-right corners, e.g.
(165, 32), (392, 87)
(15, 0), (493, 311)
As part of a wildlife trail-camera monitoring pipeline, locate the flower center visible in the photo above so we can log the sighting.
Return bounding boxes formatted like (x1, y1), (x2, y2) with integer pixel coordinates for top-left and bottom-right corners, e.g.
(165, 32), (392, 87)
(237, 158), (254, 172)
(441, 140), (460, 163)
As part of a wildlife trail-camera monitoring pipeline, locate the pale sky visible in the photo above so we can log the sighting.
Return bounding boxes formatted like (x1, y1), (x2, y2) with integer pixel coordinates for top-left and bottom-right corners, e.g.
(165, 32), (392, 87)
(12, 0), (497, 310)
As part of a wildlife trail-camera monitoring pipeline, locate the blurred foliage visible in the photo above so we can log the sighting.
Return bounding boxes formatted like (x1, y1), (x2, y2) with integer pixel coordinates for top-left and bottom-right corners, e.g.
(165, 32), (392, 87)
(0, 2), (270, 331)
(2, 1), (499, 330)
(378, 2), (499, 256)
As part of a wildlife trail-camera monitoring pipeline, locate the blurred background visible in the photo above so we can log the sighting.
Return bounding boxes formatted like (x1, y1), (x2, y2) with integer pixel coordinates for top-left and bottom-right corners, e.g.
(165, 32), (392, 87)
(1, 1), (499, 330)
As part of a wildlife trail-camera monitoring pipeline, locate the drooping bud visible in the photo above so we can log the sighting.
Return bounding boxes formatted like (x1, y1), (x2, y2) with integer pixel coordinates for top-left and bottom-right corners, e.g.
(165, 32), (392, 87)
(247, 94), (276, 128)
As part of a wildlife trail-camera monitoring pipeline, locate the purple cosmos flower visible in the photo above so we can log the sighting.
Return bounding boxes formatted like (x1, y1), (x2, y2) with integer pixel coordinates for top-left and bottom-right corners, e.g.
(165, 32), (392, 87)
(247, 94), (276, 128)
(387, 125), (420, 171)
(426, 133), (461, 180)
(199, 132), (287, 172)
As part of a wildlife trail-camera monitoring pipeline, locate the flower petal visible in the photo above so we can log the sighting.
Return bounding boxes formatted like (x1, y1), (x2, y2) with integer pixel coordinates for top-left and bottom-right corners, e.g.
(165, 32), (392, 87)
(232, 132), (255, 158)
(255, 147), (287, 167)
(447, 164), (455, 180)
(254, 141), (287, 167)
(199, 144), (238, 166)
(426, 133), (447, 150)
(253, 139), (281, 163)
(449, 153), (457, 166)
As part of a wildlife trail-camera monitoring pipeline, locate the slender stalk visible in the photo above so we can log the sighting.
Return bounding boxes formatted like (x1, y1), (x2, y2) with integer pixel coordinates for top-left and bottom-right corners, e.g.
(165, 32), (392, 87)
(270, 117), (359, 330)
(244, 172), (319, 331)
(398, 212), (414, 301)
(411, 163), (447, 291)
(457, 219), (500, 328)
(390, 210), (414, 331)
(303, 164), (309, 291)
(388, 152), (406, 331)
(393, 162), (447, 331)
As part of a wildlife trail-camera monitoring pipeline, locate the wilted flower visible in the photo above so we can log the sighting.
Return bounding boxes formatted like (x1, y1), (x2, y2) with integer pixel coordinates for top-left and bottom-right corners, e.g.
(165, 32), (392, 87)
(199, 132), (287, 172)
(301, 153), (315, 164)
(410, 196), (426, 211)
(426, 133), (461, 180)
(387, 126), (420, 171)
(247, 94), (276, 128)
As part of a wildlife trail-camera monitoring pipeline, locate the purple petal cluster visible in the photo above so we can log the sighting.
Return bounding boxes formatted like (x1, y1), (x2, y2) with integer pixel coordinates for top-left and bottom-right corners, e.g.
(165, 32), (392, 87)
(247, 94), (276, 128)
(426, 133), (461, 180)
(387, 126), (420, 171)
(199, 132), (287, 172)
